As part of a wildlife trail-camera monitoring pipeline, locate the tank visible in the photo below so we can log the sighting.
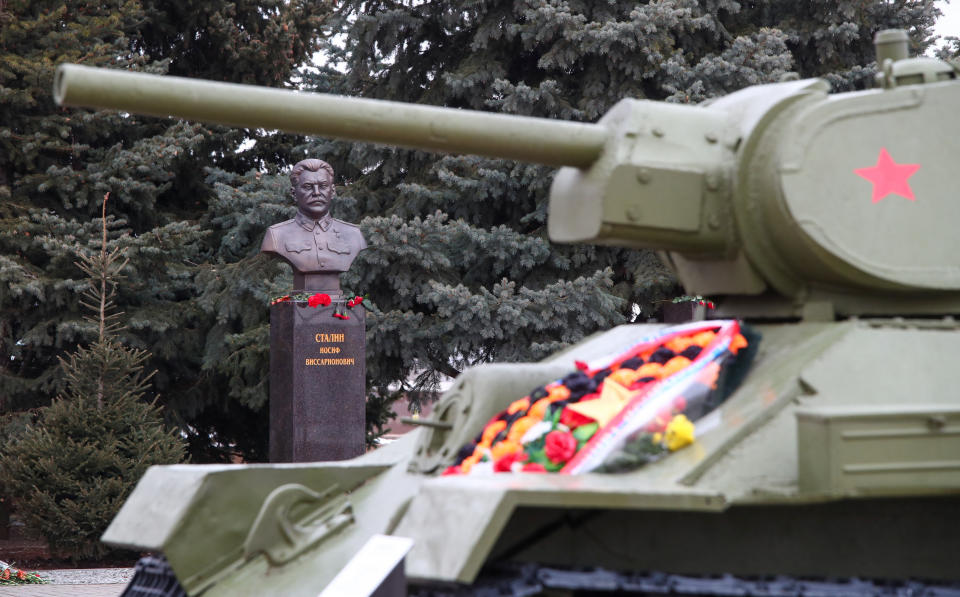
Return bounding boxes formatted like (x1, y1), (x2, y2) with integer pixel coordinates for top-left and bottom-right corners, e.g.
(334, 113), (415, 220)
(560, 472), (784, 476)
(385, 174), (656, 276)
(53, 30), (960, 596)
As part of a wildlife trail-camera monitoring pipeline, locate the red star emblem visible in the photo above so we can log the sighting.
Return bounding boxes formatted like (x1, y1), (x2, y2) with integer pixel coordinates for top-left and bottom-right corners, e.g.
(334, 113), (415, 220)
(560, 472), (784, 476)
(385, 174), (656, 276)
(854, 148), (920, 203)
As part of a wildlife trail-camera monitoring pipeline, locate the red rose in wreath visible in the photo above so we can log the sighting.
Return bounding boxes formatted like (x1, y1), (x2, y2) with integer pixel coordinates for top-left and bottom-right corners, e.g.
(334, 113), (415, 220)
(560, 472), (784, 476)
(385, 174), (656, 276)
(544, 430), (578, 464)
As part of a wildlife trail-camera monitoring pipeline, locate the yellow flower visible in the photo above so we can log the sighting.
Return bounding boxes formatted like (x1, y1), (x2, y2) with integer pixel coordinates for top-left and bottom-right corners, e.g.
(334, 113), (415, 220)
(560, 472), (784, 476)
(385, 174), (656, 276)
(663, 414), (695, 451)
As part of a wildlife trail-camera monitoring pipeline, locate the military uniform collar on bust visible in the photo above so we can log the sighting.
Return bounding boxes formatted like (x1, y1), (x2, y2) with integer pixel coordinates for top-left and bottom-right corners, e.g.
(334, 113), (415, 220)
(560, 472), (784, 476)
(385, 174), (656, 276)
(296, 211), (334, 232)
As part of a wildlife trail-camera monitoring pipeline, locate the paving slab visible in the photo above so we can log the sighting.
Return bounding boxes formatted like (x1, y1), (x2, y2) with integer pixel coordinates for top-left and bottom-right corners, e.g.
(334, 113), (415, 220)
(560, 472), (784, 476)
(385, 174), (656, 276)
(0, 584), (124, 597)
(0, 569), (132, 597)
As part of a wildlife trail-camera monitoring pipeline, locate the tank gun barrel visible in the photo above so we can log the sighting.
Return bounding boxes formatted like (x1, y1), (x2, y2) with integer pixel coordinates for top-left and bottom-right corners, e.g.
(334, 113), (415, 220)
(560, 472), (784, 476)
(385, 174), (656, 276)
(54, 44), (960, 317)
(53, 64), (606, 169)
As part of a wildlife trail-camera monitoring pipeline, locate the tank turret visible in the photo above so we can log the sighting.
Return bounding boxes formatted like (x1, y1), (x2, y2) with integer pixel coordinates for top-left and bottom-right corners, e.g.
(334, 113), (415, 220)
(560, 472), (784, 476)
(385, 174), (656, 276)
(51, 31), (960, 597)
(54, 33), (960, 319)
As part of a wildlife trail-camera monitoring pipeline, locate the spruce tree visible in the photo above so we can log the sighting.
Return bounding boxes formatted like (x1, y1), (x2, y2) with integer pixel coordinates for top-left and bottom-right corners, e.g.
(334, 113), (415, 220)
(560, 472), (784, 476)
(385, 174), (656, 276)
(201, 0), (941, 441)
(0, 194), (187, 560)
(1, 0), (944, 456)
(279, 0), (938, 434)
(0, 0), (148, 412)
(937, 34), (959, 60)
(0, 1), (326, 461)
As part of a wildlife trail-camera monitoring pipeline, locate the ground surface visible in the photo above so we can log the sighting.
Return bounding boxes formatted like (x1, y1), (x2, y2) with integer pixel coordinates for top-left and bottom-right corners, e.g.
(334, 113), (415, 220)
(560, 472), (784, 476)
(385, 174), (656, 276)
(0, 583), (126, 597)
(0, 568), (132, 597)
(1, 532), (133, 597)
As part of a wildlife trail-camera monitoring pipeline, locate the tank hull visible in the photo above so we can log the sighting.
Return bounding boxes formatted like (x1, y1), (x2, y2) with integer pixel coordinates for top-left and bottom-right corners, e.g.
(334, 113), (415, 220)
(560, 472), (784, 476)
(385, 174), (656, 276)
(106, 319), (960, 595)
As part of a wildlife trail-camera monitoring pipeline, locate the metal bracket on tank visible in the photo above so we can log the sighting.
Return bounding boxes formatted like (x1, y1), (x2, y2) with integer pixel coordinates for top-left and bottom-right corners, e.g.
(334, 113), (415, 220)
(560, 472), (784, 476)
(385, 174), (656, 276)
(243, 483), (354, 565)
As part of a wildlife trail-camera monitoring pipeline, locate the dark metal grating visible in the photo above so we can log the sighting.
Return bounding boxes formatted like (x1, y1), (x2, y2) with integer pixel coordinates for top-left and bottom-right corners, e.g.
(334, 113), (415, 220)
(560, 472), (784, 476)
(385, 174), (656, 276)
(119, 555), (187, 597)
(410, 564), (960, 596)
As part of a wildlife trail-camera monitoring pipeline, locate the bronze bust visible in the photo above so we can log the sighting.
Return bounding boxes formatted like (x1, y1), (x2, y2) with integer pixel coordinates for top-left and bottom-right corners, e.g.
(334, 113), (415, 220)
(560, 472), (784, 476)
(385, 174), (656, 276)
(260, 159), (366, 294)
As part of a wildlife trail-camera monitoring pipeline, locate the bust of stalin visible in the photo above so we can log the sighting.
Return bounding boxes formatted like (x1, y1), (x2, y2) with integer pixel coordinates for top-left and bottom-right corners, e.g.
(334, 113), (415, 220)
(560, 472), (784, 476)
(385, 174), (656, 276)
(260, 158), (366, 294)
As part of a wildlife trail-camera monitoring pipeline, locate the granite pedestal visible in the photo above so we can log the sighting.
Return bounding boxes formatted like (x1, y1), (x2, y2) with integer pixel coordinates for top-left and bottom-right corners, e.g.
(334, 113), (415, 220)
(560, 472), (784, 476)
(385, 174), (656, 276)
(269, 301), (366, 462)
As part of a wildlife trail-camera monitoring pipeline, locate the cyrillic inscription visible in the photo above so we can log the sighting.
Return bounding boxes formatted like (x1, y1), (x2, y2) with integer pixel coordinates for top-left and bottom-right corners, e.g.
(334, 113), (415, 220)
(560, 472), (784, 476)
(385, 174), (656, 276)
(305, 357), (356, 366)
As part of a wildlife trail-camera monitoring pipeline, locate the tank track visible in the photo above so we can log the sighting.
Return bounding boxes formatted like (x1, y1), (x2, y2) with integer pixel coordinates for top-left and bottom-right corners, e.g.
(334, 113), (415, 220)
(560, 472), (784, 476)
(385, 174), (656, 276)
(122, 553), (960, 596)
(410, 564), (960, 597)
(119, 555), (186, 597)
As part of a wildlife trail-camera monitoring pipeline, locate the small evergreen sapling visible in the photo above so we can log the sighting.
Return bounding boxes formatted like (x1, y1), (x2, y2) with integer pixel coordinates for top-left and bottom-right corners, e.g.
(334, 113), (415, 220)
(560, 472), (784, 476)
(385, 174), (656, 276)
(0, 194), (186, 560)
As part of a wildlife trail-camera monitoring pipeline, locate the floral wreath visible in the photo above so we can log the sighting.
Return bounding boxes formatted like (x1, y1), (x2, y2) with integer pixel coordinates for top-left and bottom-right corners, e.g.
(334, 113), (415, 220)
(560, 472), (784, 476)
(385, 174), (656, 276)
(444, 320), (754, 476)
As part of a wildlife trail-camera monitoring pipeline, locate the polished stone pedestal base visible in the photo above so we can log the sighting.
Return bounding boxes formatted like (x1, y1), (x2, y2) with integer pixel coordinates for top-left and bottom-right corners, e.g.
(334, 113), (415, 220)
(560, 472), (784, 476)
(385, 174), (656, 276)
(269, 301), (365, 462)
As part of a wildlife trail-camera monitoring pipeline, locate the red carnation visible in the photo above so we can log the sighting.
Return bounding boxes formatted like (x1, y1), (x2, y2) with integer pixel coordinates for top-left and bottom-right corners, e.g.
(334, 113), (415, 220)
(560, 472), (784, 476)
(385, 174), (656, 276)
(308, 293), (332, 308)
(544, 430), (578, 464)
(521, 463), (547, 473)
(347, 299), (356, 308)
(574, 360), (589, 371)
(353, 296), (364, 304)
(494, 451), (528, 472)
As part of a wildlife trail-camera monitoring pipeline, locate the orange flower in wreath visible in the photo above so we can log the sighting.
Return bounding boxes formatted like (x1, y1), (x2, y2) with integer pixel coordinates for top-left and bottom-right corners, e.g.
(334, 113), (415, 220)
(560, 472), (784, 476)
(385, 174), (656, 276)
(507, 415), (540, 443)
